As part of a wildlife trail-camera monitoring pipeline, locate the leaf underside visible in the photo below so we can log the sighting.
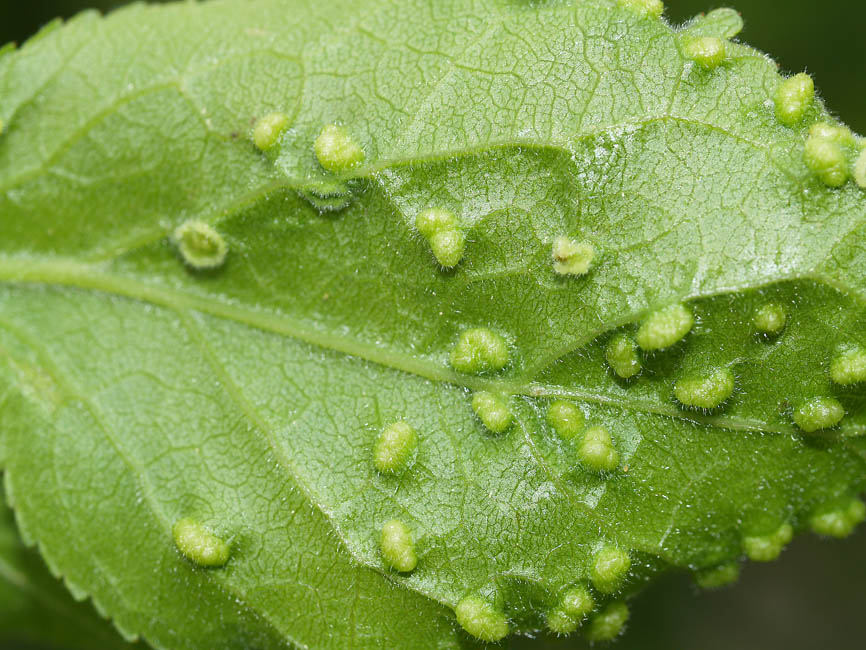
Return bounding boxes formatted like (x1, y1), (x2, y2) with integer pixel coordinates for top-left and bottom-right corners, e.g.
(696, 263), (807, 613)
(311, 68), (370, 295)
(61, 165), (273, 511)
(0, 0), (864, 648)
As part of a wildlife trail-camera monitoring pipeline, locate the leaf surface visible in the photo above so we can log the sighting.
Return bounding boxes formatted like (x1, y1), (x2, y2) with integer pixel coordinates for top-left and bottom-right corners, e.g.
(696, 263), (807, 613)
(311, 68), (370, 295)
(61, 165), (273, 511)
(0, 1), (865, 648)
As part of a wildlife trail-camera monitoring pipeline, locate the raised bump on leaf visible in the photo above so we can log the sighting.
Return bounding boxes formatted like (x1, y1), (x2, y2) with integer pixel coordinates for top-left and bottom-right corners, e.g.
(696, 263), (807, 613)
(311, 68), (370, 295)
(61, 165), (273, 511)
(172, 518), (230, 568)
(617, 0), (664, 18)
(673, 366), (735, 410)
(450, 328), (509, 374)
(172, 220), (228, 270)
(591, 546), (631, 593)
(753, 302), (787, 337)
(415, 208), (465, 269)
(297, 178), (353, 213)
(546, 400), (585, 440)
(252, 112), (289, 152)
(683, 36), (727, 70)
(455, 595), (509, 642)
(829, 345), (866, 385)
(471, 391), (512, 434)
(809, 122), (856, 147)
(579, 426), (620, 472)
(694, 561), (740, 589)
(855, 149), (866, 188)
(605, 334), (641, 379)
(793, 397), (845, 433)
(551, 236), (595, 276)
(635, 304), (694, 351)
(546, 586), (595, 635)
(805, 133), (849, 188)
(743, 523), (793, 562)
(314, 123), (365, 172)
(585, 602), (629, 642)
(773, 73), (814, 127)
(809, 498), (866, 539)
(380, 519), (417, 573)
(373, 421), (417, 474)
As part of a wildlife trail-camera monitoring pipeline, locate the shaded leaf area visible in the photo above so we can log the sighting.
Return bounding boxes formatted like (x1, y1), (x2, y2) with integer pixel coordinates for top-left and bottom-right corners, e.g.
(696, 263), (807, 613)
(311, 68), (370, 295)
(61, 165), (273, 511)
(0, 480), (136, 650)
(0, 1), (864, 648)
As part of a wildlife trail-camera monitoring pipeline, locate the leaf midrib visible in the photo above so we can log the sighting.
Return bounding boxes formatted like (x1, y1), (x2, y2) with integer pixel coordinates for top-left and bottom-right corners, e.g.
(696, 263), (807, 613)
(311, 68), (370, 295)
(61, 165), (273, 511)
(0, 255), (862, 438)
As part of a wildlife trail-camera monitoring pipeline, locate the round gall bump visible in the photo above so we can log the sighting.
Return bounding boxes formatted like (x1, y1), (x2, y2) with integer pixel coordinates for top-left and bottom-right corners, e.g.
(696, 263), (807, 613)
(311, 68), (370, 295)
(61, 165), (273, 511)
(743, 523), (793, 562)
(753, 302), (787, 337)
(455, 595), (509, 642)
(546, 586), (594, 635)
(173, 220), (228, 270)
(605, 334), (642, 379)
(793, 397), (845, 433)
(591, 546), (631, 594)
(830, 345), (866, 385)
(774, 73), (814, 127)
(547, 400), (585, 440)
(585, 602), (629, 642)
(804, 135), (849, 188)
(415, 208), (465, 269)
(380, 519), (417, 573)
(471, 391), (512, 434)
(617, 0), (664, 18)
(674, 367), (735, 410)
(684, 36), (727, 70)
(552, 236), (595, 276)
(373, 421), (417, 474)
(252, 112), (289, 152)
(579, 426), (619, 472)
(809, 122), (856, 147)
(172, 518), (230, 568)
(314, 124), (365, 172)
(810, 498), (866, 539)
(694, 561), (740, 589)
(855, 149), (866, 189)
(635, 303), (694, 351)
(450, 328), (509, 375)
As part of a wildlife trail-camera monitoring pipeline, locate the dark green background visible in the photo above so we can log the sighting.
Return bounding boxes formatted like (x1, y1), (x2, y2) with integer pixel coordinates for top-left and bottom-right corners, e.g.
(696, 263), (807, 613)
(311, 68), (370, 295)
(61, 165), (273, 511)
(2, 2), (865, 649)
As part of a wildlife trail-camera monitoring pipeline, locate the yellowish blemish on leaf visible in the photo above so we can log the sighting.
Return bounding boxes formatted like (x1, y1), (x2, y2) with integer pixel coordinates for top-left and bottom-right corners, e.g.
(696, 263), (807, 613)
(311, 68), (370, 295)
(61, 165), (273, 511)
(172, 518), (230, 568)
(752, 302), (787, 336)
(415, 208), (465, 268)
(683, 36), (726, 69)
(471, 391), (512, 433)
(830, 345), (866, 385)
(252, 112), (289, 151)
(579, 426), (620, 472)
(617, 0), (664, 18)
(804, 132), (849, 188)
(455, 595), (509, 642)
(605, 334), (641, 379)
(694, 561), (740, 589)
(314, 123), (365, 172)
(546, 400), (585, 440)
(585, 602), (629, 642)
(373, 421), (417, 474)
(743, 523), (793, 562)
(380, 519), (417, 573)
(774, 73), (814, 127)
(546, 586), (595, 635)
(450, 328), (509, 374)
(173, 220), (228, 270)
(591, 546), (630, 593)
(636, 304), (694, 351)
(809, 498), (866, 539)
(793, 397), (845, 433)
(551, 236), (595, 276)
(674, 367), (735, 410)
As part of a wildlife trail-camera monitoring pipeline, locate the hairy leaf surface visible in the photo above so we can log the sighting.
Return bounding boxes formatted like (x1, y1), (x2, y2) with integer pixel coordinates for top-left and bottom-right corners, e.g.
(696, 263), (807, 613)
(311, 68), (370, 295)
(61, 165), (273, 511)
(0, 0), (864, 648)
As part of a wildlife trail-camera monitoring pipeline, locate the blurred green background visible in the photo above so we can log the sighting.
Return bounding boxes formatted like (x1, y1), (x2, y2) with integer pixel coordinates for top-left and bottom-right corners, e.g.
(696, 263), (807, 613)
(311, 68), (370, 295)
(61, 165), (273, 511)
(1, 1), (865, 649)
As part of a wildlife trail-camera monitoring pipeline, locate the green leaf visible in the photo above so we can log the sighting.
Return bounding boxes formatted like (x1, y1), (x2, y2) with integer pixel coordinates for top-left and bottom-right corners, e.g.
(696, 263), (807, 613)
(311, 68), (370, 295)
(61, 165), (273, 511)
(0, 478), (137, 650)
(0, 0), (864, 648)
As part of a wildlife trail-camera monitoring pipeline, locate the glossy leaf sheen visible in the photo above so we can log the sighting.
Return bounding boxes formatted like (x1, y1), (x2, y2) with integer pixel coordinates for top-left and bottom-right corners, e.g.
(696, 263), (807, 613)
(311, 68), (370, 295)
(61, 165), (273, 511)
(0, 1), (864, 648)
